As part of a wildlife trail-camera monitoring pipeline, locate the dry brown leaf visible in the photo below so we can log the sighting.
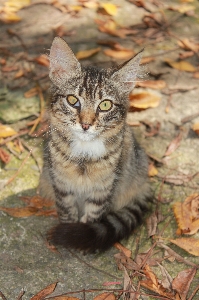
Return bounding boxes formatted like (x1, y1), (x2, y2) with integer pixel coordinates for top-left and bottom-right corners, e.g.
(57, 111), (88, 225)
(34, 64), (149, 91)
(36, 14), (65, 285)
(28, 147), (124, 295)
(192, 123), (199, 134)
(0, 206), (39, 217)
(172, 268), (197, 300)
(69, 5), (82, 12)
(114, 242), (132, 258)
(30, 282), (57, 300)
(168, 4), (195, 14)
(0, 147), (11, 164)
(0, 0), (30, 23)
(170, 237), (199, 256)
(164, 132), (183, 156)
(76, 47), (101, 60)
(103, 49), (134, 60)
(177, 38), (199, 52)
(140, 56), (155, 64)
(165, 59), (196, 72)
(0, 124), (17, 138)
(36, 209), (57, 217)
(140, 264), (174, 298)
(34, 55), (49, 67)
(96, 19), (126, 39)
(83, 1), (98, 9)
(148, 163), (158, 177)
(94, 293), (116, 300)
(129, 91), (161, 109)
(137, 80), (166, 90)
(21, 195), (54, 208)
(14, 69), (24, 79)
(99, 3), (117, 16)
(173, 194), (199, 235)
(193, 72), (199, 79)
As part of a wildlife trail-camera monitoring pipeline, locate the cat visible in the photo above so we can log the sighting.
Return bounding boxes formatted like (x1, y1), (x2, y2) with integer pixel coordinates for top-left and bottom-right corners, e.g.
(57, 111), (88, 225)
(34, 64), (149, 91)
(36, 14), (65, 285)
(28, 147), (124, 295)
(39, 37), (151, 253)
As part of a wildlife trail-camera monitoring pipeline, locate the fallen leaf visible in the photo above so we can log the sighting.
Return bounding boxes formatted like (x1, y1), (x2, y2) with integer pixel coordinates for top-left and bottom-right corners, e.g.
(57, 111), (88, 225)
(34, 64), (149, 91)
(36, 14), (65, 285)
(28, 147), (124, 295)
(129, 91), (161, 109)
(0, 206), (39, 217)
(14, 69), (24, 78)
(172, 268), (197, 300)
(114, 242), (132, 258)
(34, 55), (49, 67)
(0, 124), (17, 138)
(69, 5), (82, 12)
(165, 59), (196, 72)
(173, 194), (199, 235)
(99, 3), (117, 16)
(0, 147), (11, 163)
(83, 1), (98, 9)
(103, 48), (134, 60)
(164, 132), (183, 156)
(148, 163), (158, 177)
(0, 12), (21, 23)
(193, 72), (199, 79)
(192, 123), (199, 134)
(30, 282), (57, 300)
(177, 38), (199, 52)
(168, 4), (195, 14)
(170, 237), (199, 256)
(0, 0), (30, 23)
(140, 264), (174, 298)
(140, 56), (155, 64)
(21, 195), (54, 208)
(94, 292), (116, 300)
(76, 47), (101, 60)
(137, 80), (166, 90)
(95, 19), (127, 38)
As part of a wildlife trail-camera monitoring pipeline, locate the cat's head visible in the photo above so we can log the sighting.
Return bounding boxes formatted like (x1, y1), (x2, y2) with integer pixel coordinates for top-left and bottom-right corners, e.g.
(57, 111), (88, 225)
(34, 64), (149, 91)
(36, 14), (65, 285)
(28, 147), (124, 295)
(48, 37), (142, 142)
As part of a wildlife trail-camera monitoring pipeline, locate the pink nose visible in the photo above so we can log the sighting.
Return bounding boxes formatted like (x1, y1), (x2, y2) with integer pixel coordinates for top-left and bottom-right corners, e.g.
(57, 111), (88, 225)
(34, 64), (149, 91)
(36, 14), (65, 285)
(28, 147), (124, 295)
(81, 123), (90, 131)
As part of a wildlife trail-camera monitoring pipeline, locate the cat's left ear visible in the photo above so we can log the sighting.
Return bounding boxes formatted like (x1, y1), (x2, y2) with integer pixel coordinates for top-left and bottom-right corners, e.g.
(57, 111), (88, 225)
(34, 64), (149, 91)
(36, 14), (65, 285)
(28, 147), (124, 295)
(49, 37), (81, 86)
(111, 50), (143, 92)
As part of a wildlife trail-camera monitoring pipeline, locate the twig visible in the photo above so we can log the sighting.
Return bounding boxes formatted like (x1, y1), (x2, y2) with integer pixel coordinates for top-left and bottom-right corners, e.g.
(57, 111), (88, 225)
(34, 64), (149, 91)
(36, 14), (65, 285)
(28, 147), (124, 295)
(188, 283), (199, 300)
(45, 287), (176, 300)
(181, 112), (199, 124)
(68, 249), (121, 280)
(4, 150), (31, 188)
(0, 129), (29, 146)
(17, 289), (25, 300)
(0, 291), (7, 300)
(21, 140), (42, 173)
(158, 243), (198, 268)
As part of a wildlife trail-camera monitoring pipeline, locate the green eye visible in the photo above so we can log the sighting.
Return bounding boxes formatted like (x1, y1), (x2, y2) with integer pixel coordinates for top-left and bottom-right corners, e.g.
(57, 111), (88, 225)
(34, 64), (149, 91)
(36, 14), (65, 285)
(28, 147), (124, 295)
(67, 95), (79, 107)
(98, 100), (112, 112)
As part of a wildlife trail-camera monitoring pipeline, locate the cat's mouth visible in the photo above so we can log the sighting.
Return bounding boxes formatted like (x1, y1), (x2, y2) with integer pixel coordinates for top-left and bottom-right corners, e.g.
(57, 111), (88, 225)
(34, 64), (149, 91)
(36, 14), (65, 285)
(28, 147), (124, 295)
(73, 128), (99, 142)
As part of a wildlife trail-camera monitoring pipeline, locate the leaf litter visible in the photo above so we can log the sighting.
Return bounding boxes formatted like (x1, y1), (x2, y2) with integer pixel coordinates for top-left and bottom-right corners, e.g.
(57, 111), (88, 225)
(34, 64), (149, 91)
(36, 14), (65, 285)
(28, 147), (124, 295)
(1, 0), (199, 298)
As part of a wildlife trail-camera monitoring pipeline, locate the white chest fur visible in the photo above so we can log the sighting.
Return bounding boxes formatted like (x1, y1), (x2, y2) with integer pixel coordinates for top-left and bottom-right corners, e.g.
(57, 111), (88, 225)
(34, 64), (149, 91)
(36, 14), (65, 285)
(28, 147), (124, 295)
(70, 137), (106, 159)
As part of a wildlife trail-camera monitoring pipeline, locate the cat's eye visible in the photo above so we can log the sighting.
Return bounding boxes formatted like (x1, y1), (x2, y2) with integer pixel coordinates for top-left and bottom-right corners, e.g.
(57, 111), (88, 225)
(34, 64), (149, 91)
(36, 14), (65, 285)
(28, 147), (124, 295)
(67, 95), (80, 108)
(98, 100), (112, 112)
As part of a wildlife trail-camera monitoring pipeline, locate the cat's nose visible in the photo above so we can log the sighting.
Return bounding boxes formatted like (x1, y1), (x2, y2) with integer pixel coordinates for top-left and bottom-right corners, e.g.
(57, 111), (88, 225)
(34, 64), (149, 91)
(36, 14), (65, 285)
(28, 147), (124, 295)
(81, 123), (90, 131)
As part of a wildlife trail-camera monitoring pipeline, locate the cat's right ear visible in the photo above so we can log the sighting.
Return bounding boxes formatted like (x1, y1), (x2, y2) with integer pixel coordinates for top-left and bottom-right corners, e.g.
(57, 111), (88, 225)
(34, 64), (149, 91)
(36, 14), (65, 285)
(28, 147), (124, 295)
(49, 37), (81, 86)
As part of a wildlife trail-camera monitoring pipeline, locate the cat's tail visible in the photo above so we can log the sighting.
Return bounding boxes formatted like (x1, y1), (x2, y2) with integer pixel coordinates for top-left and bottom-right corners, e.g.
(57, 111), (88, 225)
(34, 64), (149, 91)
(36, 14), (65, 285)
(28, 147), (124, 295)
(48, 197), (150, 253)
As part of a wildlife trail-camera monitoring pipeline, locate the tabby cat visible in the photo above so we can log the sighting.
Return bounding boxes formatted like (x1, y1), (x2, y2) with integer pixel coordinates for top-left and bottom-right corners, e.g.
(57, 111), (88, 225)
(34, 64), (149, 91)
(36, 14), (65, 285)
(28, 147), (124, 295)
(39, 37), (151, 252)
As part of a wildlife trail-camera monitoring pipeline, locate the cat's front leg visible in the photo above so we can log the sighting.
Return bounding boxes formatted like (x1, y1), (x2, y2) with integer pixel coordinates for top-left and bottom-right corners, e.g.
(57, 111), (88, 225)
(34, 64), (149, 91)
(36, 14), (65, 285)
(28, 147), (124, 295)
(80, 199), (109, 223)
(54, 191), (78, 223)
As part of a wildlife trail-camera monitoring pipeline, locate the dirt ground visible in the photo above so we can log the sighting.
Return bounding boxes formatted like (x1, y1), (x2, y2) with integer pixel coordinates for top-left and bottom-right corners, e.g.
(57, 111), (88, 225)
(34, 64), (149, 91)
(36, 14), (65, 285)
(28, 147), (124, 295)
(0, 0), (199, 299)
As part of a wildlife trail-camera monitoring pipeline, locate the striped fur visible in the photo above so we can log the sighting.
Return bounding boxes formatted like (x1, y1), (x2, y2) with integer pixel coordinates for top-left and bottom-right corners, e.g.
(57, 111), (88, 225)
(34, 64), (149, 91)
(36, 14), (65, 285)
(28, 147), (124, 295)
(39, 37), (151, 252)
